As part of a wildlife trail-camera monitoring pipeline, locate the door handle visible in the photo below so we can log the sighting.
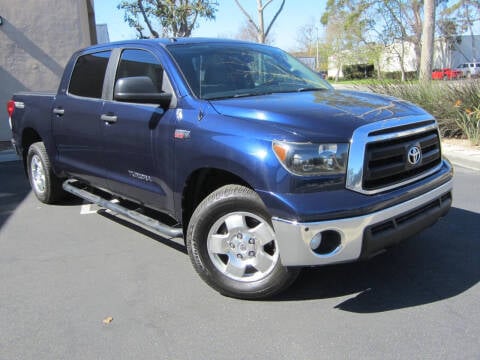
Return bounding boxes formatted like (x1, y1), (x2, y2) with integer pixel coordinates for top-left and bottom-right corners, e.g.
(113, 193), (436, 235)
(101, 114), (118, 124)
(53, 108), (65, 115)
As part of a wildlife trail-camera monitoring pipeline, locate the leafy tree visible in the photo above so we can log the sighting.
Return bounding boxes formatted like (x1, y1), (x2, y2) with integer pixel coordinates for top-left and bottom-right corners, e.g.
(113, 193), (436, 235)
(374, 0), (424, 75)
(234, 0), (286, 44)
(118, 0), (218, 38)
(443, 1), (480, 61)
(374, 1), (410, 80)
(321, 0), (375, 80)
(321, 0), (458, 80)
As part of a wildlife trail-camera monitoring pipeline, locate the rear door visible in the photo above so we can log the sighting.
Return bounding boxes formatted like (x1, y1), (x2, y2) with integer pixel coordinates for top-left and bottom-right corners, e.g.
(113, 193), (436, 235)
(52, 50), (111, 186)
(101, 48), (176, 211)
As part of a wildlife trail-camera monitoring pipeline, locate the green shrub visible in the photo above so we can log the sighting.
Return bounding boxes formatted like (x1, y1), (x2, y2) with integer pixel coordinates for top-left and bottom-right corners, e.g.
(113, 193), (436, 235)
(454, 103), (480, 146)
(380, 71), (417, 81)
(343, 64), (375, 80)
(367, 79), (480, 140)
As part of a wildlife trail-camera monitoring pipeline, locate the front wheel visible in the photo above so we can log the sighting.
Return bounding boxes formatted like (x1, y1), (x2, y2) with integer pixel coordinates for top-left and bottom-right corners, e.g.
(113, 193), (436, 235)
(186, 185), (299, 299)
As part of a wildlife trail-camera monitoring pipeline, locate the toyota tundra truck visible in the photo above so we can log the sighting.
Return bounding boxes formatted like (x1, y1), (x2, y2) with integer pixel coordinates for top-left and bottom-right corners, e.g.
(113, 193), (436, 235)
(7, 38), (453, 299)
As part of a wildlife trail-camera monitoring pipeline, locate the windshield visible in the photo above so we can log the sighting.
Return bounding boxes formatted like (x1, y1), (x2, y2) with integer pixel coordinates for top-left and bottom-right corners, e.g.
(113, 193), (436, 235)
(167, 42), (332, 100)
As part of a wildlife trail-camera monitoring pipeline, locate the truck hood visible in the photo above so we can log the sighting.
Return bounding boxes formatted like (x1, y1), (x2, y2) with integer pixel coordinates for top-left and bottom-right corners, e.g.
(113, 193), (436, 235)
(208, 89), (430, 141)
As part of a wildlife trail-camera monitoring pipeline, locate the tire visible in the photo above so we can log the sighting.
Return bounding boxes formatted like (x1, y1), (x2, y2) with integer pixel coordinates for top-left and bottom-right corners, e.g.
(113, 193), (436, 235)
(186, 185), (299, 299)
(27, 142), (65, 204)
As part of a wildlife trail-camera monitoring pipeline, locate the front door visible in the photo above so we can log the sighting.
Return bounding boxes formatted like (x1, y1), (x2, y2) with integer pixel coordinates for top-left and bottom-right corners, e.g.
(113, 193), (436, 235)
(101, 48), (176, 211)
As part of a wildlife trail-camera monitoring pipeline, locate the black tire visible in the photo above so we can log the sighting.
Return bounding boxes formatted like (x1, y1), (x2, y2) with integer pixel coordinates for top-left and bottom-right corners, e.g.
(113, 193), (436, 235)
(27, 142), (65, 204)
(186, 184), (299, 299)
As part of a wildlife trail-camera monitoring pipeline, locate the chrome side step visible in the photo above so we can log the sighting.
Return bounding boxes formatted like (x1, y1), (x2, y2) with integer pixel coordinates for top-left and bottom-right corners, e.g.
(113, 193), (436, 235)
(62, 179), (183, 239)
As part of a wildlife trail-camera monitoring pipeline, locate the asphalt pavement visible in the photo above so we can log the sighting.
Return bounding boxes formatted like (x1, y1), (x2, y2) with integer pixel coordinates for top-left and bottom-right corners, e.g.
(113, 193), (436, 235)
(1, 157), (479, 359)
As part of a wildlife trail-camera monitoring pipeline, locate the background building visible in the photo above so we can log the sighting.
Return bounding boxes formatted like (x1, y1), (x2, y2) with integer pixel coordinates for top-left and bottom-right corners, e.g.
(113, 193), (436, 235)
(435, 35), (480, 68)
(96, 23), (110, 44)
(0, 0), (98, 141)
(328, 35), (480, 79)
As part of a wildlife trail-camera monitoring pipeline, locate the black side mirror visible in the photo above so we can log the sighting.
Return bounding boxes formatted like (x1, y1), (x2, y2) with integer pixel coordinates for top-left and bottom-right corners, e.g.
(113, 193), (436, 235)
(114, 76), (172, 109)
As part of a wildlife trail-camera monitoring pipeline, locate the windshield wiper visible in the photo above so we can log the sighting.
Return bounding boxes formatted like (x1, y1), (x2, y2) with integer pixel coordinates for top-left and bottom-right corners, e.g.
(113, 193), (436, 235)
(205, 92), (272, 100)
(296, 87), (327, 92)
(233, 92), (271, 98)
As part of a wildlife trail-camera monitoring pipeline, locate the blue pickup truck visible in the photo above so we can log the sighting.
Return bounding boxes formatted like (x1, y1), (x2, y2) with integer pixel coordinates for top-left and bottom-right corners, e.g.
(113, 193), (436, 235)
(7, 38), (453, 299)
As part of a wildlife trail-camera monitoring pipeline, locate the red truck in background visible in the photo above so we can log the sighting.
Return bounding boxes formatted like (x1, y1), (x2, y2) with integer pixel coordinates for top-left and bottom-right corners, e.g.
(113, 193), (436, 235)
(432, 68), (462, 80)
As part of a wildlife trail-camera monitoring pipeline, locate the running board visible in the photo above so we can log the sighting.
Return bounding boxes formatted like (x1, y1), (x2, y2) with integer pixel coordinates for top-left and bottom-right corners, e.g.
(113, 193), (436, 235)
(62, 179), (183, 239)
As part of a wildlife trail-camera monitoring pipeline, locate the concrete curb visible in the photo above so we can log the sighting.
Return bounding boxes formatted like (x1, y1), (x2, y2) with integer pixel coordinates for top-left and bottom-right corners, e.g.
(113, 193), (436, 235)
(442, 142), (480, 171)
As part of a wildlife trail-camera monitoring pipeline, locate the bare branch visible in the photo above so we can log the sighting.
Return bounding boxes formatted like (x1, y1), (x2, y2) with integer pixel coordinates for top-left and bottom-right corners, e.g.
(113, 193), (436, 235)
(265, 0), (285, 38)
(261, 0), (275, 10)
(234, 0), (260, 32)
(137, 0), (159, 37)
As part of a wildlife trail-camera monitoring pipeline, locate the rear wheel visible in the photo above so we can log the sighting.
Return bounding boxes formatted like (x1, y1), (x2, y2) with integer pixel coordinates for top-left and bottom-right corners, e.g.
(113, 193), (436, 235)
(186, 185), (299, 299)
(27, 142), (65, 204)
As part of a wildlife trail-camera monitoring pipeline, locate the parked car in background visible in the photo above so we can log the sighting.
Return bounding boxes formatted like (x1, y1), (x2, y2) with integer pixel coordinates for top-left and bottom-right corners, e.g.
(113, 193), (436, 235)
(432, 68), (462, 80)
(454, 62), (480, 78)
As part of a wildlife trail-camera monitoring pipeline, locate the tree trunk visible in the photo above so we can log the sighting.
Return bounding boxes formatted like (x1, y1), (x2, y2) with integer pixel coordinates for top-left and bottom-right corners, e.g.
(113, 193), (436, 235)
(419, 0), (435, 82)
(257, 0), (265, 43)
(235, 0), (285, 44)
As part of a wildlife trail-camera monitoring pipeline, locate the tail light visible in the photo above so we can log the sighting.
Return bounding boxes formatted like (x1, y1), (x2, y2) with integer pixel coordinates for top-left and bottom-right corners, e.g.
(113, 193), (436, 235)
(7, 100), (15, 117)
(7, 100), (15, 130)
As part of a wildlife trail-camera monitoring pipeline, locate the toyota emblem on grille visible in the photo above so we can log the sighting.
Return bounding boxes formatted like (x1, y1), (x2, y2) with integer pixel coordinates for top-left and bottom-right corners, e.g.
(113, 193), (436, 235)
(407, 145), (422, 166)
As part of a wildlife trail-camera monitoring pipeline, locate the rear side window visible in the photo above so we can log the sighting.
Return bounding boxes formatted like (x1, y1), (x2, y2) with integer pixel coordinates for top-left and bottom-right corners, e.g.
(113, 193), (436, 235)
(69, 51), (111, 98)
(115, 49), (163, 91)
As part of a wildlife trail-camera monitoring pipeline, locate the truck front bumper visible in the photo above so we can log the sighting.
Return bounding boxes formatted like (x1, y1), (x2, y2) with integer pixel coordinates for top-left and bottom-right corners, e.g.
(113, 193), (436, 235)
(272, 179), (453, 266)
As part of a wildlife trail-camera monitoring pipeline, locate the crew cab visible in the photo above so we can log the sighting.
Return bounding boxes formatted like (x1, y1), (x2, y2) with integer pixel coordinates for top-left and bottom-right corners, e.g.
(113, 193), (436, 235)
(7, 38), (453, 299)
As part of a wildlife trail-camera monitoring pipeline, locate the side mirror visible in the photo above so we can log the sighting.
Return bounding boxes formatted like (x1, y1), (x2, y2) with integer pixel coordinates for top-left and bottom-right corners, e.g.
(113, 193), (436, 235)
(114, 76), (172, 109)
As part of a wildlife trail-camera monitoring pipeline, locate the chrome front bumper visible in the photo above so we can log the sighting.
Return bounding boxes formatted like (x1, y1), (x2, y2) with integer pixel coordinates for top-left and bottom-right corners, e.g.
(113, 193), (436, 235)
(272, 179), (453, 266)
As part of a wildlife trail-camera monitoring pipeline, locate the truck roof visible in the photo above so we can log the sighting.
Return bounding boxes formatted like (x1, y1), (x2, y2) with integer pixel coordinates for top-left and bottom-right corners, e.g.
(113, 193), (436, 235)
(82, 37), (260, 52)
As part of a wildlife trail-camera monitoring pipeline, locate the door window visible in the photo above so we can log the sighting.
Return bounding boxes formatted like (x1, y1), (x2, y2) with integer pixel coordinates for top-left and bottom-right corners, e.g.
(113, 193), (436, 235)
(68, 51), (111, 98)
(115, 49), (163, 92)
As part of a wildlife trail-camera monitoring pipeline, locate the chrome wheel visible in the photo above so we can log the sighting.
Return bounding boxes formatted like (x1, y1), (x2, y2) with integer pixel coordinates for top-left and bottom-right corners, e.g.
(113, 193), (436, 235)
(207, 211), (279, 282)
(30, 154), (46, 194)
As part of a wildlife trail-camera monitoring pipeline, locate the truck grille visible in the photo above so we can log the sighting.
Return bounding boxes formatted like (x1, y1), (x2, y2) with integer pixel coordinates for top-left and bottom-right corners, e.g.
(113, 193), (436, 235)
(363, 129), (441, 190)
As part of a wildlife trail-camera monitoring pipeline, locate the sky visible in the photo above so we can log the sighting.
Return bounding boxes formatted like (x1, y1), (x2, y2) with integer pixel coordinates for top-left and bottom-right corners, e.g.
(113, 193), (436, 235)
(93, 0), (328, 51)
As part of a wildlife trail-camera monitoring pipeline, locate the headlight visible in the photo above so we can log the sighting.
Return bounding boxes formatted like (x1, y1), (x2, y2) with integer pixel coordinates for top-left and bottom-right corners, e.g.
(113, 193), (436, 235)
(272, 141), (349, 176)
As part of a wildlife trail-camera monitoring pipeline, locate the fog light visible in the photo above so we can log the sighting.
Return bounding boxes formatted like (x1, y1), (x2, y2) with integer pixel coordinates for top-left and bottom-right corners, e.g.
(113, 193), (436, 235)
(310, 233), (322, 250)
(310, 230), (342, 255)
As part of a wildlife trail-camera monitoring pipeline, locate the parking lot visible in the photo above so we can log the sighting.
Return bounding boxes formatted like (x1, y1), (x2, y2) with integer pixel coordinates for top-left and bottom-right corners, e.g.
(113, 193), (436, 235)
(1, 159), (479, 359)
